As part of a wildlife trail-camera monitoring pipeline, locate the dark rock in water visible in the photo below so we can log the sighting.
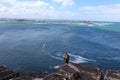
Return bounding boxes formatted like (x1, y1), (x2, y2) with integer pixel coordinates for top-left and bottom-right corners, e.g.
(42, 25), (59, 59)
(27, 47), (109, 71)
(0, 66), (19, 80)
(0, 66), (44, 80)
(44, 63), (120, 80)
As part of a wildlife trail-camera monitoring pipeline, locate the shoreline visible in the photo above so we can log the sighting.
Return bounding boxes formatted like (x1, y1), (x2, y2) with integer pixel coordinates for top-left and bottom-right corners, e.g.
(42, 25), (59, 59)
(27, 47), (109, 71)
(0, 63), (120, 80)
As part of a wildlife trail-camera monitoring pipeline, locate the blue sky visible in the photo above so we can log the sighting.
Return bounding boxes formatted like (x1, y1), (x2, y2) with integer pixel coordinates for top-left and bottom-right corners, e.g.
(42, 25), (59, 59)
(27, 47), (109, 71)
(0, 0), (120, 21)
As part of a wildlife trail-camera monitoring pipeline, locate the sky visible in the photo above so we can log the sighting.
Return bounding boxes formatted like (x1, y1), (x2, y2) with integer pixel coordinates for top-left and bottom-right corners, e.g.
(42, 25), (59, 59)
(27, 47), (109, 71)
(0, 0), (120, 22)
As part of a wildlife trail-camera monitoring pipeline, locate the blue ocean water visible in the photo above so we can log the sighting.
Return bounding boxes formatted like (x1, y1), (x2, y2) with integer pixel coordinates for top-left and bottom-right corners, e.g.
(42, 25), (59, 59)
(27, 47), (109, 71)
(0, 21), (120, 73)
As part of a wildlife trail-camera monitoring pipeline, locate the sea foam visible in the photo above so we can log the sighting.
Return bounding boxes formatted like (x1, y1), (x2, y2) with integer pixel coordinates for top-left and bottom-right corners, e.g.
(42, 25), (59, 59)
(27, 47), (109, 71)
(50, 53), (95, 63)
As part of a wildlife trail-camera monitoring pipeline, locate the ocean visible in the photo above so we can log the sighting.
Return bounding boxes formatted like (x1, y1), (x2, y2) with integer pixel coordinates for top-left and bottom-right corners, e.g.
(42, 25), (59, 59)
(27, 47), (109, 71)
(0, 21), (120, 73)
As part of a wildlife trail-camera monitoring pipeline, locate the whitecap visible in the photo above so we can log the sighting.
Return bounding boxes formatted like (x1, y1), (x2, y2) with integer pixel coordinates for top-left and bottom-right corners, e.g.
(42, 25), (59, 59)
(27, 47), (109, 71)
(50, 54), (62, 60)
(33, 23), (40, 24)
(106, 57), (120, 60)
(94, 22), (113, 26)
(98, 57), (120, 61)
(54, 65), (60, 69)
(50, 53), (95, 63)
(68, 53), (95, 63)
(88, 25), (94, 26)
(33, 23), (47, 24)
(33, 23), (43, 24)
(42, 43), (46, 48)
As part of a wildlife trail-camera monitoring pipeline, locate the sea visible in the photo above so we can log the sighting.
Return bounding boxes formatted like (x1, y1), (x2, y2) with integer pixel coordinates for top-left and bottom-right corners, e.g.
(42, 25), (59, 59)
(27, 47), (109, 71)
(0, 21), (120, 73)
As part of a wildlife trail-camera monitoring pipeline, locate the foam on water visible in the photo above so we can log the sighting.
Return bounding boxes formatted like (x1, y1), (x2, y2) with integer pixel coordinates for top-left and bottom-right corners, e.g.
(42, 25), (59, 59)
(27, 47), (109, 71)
(50, 54), (62, 61)
(42, 43), (46, 48)
(54, 65), (60, 69)
(50, 53), (95, 64)
(98, 57), (120, 61)
(93, 22), (113, 26)
(33, 22), (60, 24)
(106, 57), (120, 60)
(88, 25), (94, 26)
(68, 53), (95, 63)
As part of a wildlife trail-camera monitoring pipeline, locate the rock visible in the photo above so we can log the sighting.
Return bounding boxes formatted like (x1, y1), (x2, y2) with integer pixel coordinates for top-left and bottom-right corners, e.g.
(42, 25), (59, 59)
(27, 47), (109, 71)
(43, 73), (65, 80)
(59, 63), (101, 80)
(43, 63), (101, 80)
(44, 63), (120, 80)
(0, 66), (19, 80)
(59, 64), (77, 79)
(1, 62), (120, 80)
(70, 63), (101, 80)
(33, 78), (43, 80)
(104, 70), (120, 80)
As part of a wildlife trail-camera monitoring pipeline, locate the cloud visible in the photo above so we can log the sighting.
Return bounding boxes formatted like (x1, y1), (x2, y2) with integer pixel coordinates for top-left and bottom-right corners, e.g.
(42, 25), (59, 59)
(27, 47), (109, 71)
(79, 4), (120, 21)
(0, 4), (6, 11)
(0, 0), (76, 19)
(0, 0), (52, 18)
(0, 0), (16, 5)
(0, 0), (16, 3)
(1, 0), (119, 21)
(53, 0), (74, 7)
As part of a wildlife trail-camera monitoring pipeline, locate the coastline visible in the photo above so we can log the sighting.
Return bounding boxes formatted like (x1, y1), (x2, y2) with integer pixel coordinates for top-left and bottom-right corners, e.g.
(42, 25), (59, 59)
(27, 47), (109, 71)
(0, 19), (105, 25)
(0, 63), (120, 80)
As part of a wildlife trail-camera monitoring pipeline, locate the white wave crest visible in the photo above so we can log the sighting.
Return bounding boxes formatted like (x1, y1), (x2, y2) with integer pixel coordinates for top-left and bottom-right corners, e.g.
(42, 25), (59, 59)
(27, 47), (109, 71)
(98, 57), (120, 61)
(106, 57), (120, 60)
(68, 53), (95, 63)
(50, 53), (95, 63)
(54, 65), (60, 69)
(33, 23), (44, 24)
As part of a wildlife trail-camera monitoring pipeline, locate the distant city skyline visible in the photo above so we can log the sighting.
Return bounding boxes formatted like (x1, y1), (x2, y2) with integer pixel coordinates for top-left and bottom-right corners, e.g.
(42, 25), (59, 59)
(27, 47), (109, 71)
(0, 0), (120, 22)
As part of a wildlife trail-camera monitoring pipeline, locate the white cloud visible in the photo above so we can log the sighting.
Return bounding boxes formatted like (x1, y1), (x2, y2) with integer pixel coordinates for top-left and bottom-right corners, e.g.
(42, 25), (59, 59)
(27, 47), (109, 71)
(0, 0), (76, 19)
(79, 4), (120, 21)
(53, 0), (74, 7)
(0, 0), (16, 5)
(1, 0), (120, 21)
(0, 4), (6, 11)
(0, 0), (16, 2)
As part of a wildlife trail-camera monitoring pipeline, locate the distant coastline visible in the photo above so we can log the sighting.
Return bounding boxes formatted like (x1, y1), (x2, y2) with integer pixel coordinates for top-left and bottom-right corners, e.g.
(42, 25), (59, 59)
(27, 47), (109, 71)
(0, 19), (34, 22)
(0, 19), (106, 26)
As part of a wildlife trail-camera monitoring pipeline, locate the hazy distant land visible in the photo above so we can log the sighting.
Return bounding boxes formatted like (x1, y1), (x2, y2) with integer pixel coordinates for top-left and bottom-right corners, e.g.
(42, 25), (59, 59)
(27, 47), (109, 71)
(0, 19), (107, 27)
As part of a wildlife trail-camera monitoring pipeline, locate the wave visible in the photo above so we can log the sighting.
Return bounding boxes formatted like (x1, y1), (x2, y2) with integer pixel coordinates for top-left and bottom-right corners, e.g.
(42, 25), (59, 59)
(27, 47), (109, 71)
(98, 57), (120, 61)
(106, 57), (120, 60)
(69, 54), (95, 63)
(33, 23), (47, 24)
(50, 52), (95, 63)
(54, 65), (60, 69)
(94, 23), (111, 26)
(42, 43), (46, 48)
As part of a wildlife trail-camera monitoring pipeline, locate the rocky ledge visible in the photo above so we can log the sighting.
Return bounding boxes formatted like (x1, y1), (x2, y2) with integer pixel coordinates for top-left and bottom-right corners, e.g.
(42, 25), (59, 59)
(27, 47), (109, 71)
(0, 63), (119, 80)
(0, 66), (45, 80)
(44, 63), (120, 80)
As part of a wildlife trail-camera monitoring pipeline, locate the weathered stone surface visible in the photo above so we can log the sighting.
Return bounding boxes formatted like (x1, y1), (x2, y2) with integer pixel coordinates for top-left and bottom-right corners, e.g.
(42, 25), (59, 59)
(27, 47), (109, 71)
(59, 63), (101, 80)
(43, 73), (65, 80)
(59, 64), (76, 79)
(0, 63), (120, 80)
(70, 63), (100, 80)
(0, 66), (18, 80)
(44, 63), (120, 80)
(9, 77), (33, 80)
(104, 70), (120, 80)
